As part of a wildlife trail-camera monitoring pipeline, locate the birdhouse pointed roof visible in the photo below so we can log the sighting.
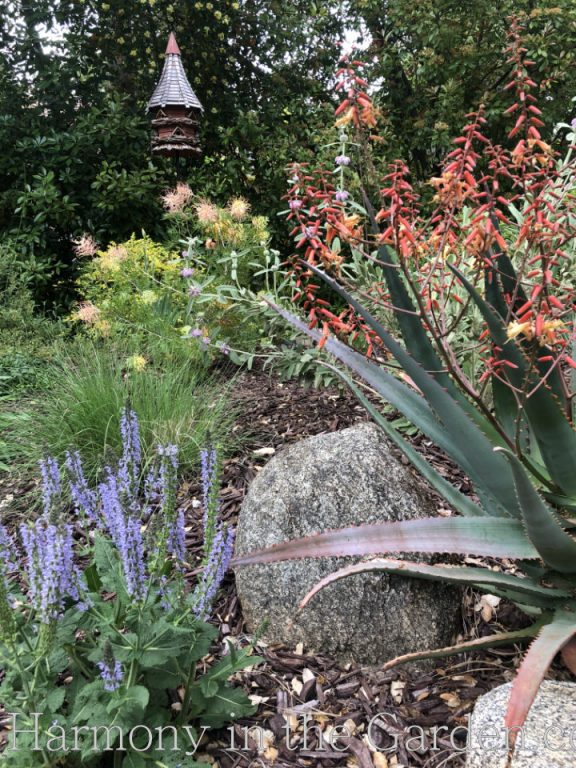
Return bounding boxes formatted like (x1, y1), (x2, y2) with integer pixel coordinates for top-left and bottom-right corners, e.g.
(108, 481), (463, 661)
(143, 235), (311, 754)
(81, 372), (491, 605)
(165, 32), (180, 55)
(147, 33), (203, 113)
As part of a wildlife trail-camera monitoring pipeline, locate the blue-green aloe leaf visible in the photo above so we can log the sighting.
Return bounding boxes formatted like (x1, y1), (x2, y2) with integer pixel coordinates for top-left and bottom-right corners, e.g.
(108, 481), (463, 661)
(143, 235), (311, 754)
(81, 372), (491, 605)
(380, 619), (547, 672)
(506, 609), (576, 732)
(330, 365), (483, 518)
(292, 266), (521, 517)
(267, 299), (511, 516)
(451, 265), (576, 496)
(231, 517), (539, 568)
(498, 448), (576, 574)
(298, 558), (571, 611)
(364, 195), (505, 442)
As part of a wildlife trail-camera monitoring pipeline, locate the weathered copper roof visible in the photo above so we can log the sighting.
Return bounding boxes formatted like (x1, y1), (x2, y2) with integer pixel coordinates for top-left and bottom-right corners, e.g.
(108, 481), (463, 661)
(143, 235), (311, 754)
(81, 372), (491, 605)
(147, 33), (203, 113)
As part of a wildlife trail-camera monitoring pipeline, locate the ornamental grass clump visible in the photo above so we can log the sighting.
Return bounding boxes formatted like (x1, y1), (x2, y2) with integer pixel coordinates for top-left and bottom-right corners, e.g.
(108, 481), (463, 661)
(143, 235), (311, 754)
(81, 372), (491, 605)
(0, 408), (258, 767)
(233, 22), (576, 742)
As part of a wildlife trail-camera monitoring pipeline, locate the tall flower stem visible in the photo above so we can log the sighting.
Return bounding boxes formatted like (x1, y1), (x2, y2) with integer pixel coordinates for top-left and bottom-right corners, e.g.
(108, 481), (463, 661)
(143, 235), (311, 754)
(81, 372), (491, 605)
(177, 661), (197, 725)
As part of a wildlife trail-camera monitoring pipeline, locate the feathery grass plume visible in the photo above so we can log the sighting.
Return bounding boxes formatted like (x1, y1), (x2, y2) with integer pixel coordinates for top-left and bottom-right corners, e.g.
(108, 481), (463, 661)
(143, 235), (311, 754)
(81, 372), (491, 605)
(125, 354), (148, 373)
(73, 234), (98, 258)
(194, 199), (219, 225)
(74, 301), (101, 324)
(228, 197), (250, 221)
(162, 181), (193, 213)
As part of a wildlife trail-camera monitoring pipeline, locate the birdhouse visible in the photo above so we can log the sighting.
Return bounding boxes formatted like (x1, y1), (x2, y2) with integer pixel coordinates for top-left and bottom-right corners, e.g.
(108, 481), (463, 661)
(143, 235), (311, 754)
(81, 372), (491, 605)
(147, 33), (203, 157)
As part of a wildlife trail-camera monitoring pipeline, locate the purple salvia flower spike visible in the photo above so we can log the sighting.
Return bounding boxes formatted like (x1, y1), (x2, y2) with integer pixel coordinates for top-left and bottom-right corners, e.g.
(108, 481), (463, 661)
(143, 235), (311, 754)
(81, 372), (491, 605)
(65, 450), (98, 524)
(39, 457), (61, 519)
(193, 524), (235, 620)
(98, 644), (123, 693)
(20, 519), (78, 622)
(200, 447), (218, 555)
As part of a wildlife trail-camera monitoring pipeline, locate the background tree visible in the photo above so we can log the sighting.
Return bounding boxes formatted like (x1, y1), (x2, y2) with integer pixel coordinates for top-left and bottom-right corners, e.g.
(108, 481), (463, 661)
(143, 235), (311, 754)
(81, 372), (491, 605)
(353, 0), (576, 176)
(1, 0), (576, 306)
(0, 0), (343, 304)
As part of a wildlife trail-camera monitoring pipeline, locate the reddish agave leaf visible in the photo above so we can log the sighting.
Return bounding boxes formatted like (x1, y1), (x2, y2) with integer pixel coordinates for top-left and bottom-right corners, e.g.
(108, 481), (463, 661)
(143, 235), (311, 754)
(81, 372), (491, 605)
(231, 518), (539, 568)
(561, 637), (576, 675)
(297, 558), (569, 610)
(505, 610), (576, 738)
(379, 625), (543, 671)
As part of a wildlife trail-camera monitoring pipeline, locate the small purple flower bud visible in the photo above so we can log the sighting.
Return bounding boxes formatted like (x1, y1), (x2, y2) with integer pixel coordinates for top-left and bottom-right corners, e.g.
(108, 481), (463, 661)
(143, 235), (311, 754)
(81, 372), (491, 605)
(289, 199), (303, 210)
(188, 285), (201, 297)
(180, 267), (195, 278)
(217, 342), (230, 355)
(335, 190), (349, 202)
(189, 328), (203, 338)
(335, 154), (351, 166)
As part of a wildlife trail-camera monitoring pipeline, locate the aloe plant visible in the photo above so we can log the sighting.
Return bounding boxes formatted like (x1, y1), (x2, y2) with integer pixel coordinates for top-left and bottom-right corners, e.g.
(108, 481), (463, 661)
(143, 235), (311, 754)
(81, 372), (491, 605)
(232, 30), (576, 736)
(232, 272), (576, 731)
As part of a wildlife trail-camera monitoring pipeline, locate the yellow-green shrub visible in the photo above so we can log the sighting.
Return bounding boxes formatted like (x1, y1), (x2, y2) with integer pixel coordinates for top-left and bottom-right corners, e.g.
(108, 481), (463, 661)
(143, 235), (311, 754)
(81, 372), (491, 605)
(73, 235), (183, 339)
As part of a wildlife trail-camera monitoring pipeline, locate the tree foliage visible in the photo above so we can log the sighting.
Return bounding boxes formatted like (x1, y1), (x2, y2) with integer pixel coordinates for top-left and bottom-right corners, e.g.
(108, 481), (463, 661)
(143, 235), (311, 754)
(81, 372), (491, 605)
(354, 0), (576, 175)
(0, 0), (343, 304)
(1, 0), (576, 305)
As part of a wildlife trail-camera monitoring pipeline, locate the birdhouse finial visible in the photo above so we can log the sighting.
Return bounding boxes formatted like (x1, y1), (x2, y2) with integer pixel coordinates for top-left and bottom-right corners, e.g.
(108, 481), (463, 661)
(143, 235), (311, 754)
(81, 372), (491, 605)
(166, 32), (180, 56)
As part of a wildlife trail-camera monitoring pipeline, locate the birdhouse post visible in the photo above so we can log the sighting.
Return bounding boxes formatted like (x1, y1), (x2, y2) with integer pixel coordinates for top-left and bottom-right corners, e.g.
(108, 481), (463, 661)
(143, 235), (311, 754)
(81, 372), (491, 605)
(147, 33), (203, 157)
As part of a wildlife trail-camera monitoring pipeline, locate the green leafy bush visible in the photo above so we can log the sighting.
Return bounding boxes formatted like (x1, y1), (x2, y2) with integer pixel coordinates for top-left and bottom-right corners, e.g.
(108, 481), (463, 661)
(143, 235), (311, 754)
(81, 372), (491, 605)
(0, 410), (259, 767)
(72, 227), (266, 363)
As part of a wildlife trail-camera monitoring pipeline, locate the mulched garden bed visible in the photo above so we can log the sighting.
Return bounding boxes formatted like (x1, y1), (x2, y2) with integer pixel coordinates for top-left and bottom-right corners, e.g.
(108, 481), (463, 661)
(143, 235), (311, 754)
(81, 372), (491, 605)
(174, 368), (535, 768)
(0, 366), (559, 767)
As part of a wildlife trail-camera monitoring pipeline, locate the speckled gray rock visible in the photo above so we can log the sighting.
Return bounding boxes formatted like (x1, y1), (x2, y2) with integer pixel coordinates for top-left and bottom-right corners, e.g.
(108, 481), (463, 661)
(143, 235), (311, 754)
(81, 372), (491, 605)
(466, 681), (576, 768)
(233, 422), (461, 666)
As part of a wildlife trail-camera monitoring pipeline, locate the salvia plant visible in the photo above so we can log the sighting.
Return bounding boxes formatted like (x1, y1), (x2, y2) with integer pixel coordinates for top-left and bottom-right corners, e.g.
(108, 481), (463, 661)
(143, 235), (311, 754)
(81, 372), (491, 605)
(232, 21), (576, 745)
(0, 408), (258, 768)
